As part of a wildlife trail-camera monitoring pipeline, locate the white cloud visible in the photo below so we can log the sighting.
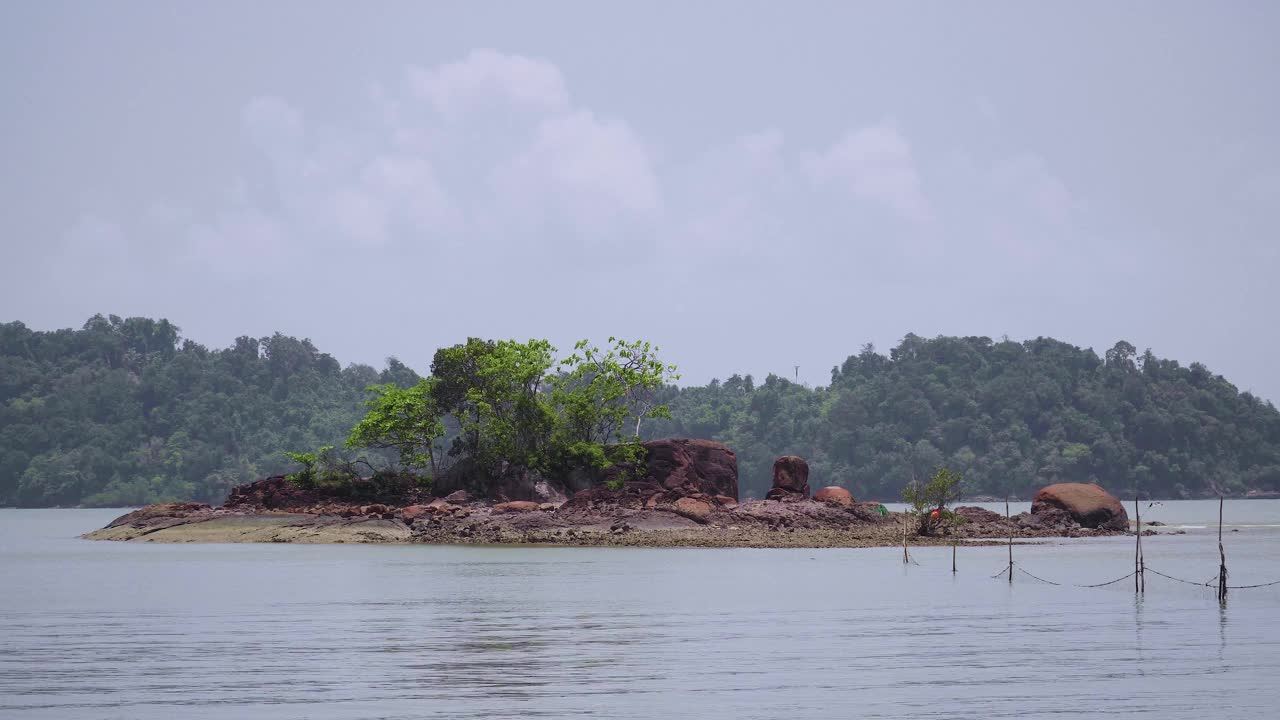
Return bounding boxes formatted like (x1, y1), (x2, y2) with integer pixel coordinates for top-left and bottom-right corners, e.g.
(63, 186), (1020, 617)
(807, 123), (930, 222)
(63, 216), (126, 261)
(991, 154), (1073, 225)
(490, 110), (660, 235)
(187, 210), (291, 268)
(72, 49), (1089, 330)
(664, 129), (792, 258)
(241, 96), (304, 156)
(162, 50), (665, 254)
(407, 49), (569, 116)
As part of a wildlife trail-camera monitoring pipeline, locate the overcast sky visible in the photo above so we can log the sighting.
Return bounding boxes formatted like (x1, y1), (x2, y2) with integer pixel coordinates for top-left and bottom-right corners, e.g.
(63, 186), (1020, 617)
(3, 1), (1277, 400)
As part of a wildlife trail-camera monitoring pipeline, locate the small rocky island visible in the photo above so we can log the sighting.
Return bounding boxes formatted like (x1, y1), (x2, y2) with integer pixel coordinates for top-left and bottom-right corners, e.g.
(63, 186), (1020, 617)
(86, 439), (1132, 548)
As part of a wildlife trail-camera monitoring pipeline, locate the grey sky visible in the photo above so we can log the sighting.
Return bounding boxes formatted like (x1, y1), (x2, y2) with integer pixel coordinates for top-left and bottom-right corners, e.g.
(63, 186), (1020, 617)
(3, 1), (1278, 400)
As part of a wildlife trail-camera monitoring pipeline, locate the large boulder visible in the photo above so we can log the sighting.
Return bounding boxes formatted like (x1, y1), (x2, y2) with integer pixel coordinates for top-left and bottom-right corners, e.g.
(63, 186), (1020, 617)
(813, 486), (854, 506)
(106, 502), (212, 528)
(647, 438), (739, 499)
(488, 464), (568, 503)
(604, 438), (739, 500)
(1031, 483), (1129, 530)
(492, 500), (542, 515)
(954, 506), (1006, 524)
(444, 490), (472, 504)
(401, 505), (434, 523)
(672, 497), (713, 524)
(225, 476), (321, 510)
(766, 456), (810, 500)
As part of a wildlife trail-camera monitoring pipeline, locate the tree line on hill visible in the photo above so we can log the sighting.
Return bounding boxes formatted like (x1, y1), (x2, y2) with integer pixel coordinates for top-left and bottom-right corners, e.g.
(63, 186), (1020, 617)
(2, 315), (1278, 506)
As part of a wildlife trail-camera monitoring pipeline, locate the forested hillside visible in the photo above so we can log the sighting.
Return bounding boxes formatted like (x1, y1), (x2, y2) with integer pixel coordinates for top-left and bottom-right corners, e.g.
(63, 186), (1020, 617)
(3, 317), (1279, 506)
(651, 335), (1280, 500)
(0, 315), (418, 506)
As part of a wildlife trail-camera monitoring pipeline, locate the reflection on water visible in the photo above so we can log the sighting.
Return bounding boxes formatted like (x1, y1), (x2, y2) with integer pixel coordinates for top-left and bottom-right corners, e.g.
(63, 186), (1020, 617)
(1, 505), (1279, 719)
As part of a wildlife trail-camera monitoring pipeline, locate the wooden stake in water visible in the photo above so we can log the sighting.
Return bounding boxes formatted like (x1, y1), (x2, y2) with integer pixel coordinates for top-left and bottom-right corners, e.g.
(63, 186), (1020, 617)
(1006, 496), (1013, 585)
(952, 540), (957, 574)
(1134, 495), (1142, 594)
(902, 511), (909, 565)
(1138, 498), (1145, 593)
(1218, 496), (1228, 603)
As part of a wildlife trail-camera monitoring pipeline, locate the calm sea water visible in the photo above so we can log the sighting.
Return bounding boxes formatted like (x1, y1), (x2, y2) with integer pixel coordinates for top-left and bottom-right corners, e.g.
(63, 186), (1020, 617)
(2, 501), (1279, 719)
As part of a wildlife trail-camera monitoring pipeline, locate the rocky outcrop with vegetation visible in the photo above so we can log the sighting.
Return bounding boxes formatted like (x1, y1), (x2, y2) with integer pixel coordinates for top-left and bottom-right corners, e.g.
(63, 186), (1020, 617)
(85, 454), (1134, 547)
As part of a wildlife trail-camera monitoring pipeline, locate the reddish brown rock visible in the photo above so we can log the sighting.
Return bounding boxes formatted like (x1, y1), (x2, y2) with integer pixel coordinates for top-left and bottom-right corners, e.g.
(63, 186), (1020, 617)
(401, 505), (433, 522)
(444, 490), (473, 504)
(106, 502), (212, 528)
(1031, 483), (1129, 530)
(713, 495), (739, 509)
(643, 438), (739, 499)
(225, 476), (323, 510)
(224, 475), (431, 512)
(604, 438), (738, 496)
(766, 456), (810, 500)
(492, 501), (541, 515)
(813, 486), (854, 506)
(672, 497), (713, 524)
(538, 503), (558, 512)
(954, 506), (1005, 524)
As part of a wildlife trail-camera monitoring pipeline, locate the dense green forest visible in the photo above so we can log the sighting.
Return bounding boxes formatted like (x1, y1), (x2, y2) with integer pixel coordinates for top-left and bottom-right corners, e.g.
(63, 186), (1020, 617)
(0, 315), (421, 507)
(3, 316), (1279, 506)
(646, 336), (1280, 500)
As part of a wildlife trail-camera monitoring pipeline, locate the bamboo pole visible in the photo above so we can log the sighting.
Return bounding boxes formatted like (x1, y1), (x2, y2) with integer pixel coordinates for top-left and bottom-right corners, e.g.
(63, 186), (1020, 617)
(902, 511), (909, 565)
(1006, 495), (1013, 585)
(1138, 498), (1145, 593)
(1134, 495), (1141, 594)
(952, 540), (957, 574)
(1218, 496), (1228, 603)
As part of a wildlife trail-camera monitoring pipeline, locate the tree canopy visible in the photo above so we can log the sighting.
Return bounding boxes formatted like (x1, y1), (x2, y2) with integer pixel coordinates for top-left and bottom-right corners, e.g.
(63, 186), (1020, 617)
(2, 319), (1278, 506)
(0, 315), (408, 506)
(332, 337), (679, 492)
(647, 334), (1280, 500)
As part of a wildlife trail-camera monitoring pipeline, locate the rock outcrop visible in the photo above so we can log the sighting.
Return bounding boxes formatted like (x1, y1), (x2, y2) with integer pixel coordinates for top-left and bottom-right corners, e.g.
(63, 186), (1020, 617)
(562, 439), (739, 517)
(1031, 483), (1129, 530)
(766, 456), (810, 500)
(225, 476), (320, 510)
(581, 438), (738, 501)
(813, 486), (854, 506)
(105, 502), (212, 528)
(672, 497), (713, 524)
(954, 506), (1005, 524)
(637, 438), (739, 499)
(492, 500), (542, 514)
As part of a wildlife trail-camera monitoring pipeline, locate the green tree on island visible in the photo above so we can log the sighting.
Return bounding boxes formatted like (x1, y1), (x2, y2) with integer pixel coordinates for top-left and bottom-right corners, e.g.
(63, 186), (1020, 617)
(902, 467), (965, 536)
(345, 380), (445, 477)
(325, 337), (679, 492)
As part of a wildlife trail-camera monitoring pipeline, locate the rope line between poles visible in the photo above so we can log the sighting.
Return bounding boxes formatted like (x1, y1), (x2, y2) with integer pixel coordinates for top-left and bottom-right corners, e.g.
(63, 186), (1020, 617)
(1144, 566), (1280, 590)
(945, 558), (1277, 591)
(985, 562), (1135, 588)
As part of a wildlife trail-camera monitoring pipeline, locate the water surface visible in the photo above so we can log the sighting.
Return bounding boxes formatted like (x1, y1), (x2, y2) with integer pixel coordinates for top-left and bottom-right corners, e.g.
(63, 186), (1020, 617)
(2, 503), (1278, 719)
